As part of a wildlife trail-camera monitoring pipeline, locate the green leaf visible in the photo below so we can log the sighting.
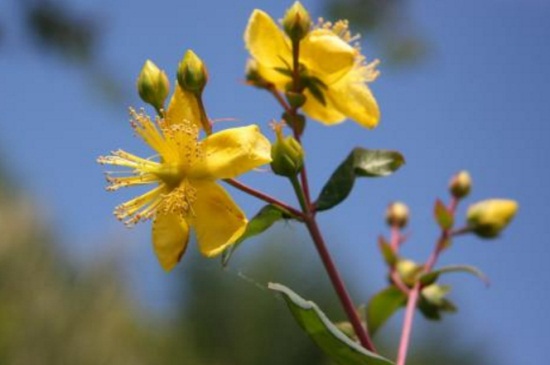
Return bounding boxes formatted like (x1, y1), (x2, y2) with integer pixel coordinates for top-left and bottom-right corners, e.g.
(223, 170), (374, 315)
(315, 148), (405, 212)
(221, 205), (285, 266)
(419, 265), (490, 287)
(366, 286), (407, 336)
(434, 199), (454, 230)
(269, 283), (394, 365)
(378, 236), (397, 267)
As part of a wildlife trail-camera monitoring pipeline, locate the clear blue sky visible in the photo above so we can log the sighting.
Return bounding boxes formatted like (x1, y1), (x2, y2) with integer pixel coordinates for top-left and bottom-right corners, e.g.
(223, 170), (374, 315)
(1, 0), (549, 363)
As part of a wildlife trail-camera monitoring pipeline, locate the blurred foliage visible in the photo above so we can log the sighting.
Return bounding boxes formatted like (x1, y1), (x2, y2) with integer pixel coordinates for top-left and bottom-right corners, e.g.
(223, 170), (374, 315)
(0, 177), (491, 363)
(323, 0), (428, 66)
(0, 190), (165, 364)
(24, 0), (97, 63)
(2, 0), (127, 105)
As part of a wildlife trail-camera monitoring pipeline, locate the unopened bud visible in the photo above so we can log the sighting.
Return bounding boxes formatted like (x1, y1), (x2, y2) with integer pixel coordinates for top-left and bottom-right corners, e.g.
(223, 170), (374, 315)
(270, 123), (304, 177)
(386, 201), (409, 228)
(421, 284), (451, 306)
(396, 259), (422, 287)
(177, 50), (208, 95)
(137, 60), (170, 112)
(467, 199), (518, 238)
(282, 1), (312, 42)
(449, 171), (472, 199)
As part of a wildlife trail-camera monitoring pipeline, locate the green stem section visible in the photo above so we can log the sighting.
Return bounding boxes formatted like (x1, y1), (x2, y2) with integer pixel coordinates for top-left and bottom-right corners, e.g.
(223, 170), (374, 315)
(289, 175), (308, 213)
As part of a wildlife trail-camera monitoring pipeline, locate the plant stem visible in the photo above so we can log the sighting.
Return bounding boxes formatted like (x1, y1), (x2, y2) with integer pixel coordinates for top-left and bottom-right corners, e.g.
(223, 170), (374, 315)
(304, 216), (377, 352)
(285, 36), (376, 352)
(289, 175), (308, 212)
(396, 197), (459, 365)
(224, 178), (304, 219)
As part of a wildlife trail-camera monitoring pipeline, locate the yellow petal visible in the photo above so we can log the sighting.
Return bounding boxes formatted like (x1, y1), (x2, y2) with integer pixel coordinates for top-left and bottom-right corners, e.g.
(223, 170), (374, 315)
(192, 125), (271, 179)
(165, 84), (201, 128)
(191, 181), (247, 257)
(300, 29), (355, 84)
(301, 89), (346, 125)
(327, 72), (380, 129)
(245, 9), (292, 86)
(152, 213), (190, 271)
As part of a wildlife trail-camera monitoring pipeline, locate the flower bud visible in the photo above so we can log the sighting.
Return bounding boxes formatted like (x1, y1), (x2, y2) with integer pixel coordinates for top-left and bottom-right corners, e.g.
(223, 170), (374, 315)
(467, 199), (518, 238)
(136, 60), (170, 112)
(177, 50), (208, 95)
(421, 284), (451, 306)
(386, 201), (409, 228)
(282, 1), (312, 42)
(449, 170), (472, 199)
(270, 123), (304, 177)
(396, 259), (422, 287)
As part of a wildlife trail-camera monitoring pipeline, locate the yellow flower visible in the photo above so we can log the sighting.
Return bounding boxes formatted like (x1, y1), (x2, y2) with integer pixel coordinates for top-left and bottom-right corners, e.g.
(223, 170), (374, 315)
(467, 199), (518, 238)
(98, 86), (271, 271)
(244, 7), (380, 128)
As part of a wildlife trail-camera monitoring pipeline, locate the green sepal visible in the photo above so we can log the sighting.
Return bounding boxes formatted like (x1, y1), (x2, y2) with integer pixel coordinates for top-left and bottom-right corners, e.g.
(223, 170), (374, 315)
(434, 199), (454, 230)
(221, 205), (287, 266)
(302, 76), (328, 106)
(366, 286), (407, 336)
(315, 148), (405, 212)
(269, 283), (394, 365)
(419, 265), (490, 287)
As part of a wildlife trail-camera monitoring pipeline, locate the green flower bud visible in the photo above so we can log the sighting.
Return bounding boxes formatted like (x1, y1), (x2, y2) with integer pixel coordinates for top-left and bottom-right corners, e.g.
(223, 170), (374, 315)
(467, 199), (518, 238)
(449, 170), (472, 199)
(386, 201), (409, 228)
(136, 60), (170, 112)
(396, 259), (422, 287)
(282, 1), (312, 42)
(270, 124), (304, 177)
(177, 50), (208, 95)
(421, 284), (451, 306)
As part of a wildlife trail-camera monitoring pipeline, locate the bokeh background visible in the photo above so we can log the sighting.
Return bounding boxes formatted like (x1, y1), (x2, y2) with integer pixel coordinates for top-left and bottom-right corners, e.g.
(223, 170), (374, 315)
(0, 0), (548, 364)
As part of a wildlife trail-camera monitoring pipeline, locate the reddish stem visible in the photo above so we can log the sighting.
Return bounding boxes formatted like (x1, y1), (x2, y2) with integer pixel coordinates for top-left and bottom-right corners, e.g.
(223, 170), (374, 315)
(224, 178), (303, 219)
(396, 197), (459, 365)
(304, 217), (377, 352)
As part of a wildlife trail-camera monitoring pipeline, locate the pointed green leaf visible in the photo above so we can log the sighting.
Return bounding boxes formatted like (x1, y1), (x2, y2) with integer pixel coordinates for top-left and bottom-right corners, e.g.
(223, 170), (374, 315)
(434, 199), (454, 230)
(366, 286), (407, 336)
(269, 283), (394, 365)
(316, 148), (405, 212)
(221, 205), (285, 266)
(378, 236), (397, 267)
(419, 265), (490, 287)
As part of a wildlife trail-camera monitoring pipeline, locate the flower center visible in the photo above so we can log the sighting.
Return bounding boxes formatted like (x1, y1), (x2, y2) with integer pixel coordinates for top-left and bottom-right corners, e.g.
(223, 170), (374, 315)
(153, 163), (186, 189)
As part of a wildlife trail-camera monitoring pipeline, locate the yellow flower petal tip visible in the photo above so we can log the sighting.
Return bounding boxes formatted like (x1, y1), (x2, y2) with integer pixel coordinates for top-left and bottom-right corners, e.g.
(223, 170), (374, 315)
(99, 98), (271, 270)
(244, 5), (381, 128)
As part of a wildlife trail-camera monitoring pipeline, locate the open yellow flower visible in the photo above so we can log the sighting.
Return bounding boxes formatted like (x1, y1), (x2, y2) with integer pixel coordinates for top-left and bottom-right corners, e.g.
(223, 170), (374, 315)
(98, 87), (271, 271)
(244, 7), (380, 128)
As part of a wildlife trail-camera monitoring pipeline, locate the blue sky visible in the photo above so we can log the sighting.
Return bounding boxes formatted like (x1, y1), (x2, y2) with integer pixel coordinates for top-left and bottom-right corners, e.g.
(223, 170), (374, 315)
(1, 0), (549, 363)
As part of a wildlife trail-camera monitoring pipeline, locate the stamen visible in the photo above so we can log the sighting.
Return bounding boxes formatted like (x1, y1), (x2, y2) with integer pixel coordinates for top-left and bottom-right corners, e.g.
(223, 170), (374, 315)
(158, 181), (197, 217)
(105, 173), (158, 191)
